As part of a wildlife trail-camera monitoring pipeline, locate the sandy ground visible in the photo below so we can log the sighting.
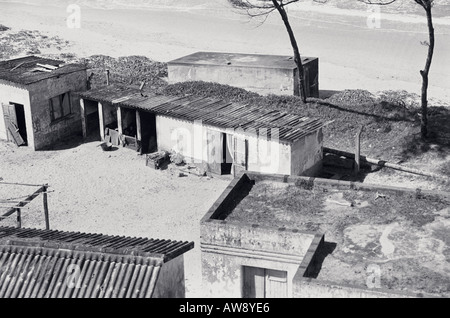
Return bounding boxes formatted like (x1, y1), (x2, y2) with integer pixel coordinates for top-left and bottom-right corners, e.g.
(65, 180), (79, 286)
(0, 1), (449, 104)
(0, 139), (230, 298)
(0, 0), (449, 298)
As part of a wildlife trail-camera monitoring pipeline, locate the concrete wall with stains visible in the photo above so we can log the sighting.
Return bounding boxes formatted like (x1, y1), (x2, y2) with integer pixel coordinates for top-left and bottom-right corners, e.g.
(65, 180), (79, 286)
(169, 64), (296, 96)
(0, 84), (32, 145)
(156, 115), (206, 161)
(26, 69), (87, 150)
(152, 255), (186, 298)
(290, 128), (323, 177)
(200, 220), (316, 298)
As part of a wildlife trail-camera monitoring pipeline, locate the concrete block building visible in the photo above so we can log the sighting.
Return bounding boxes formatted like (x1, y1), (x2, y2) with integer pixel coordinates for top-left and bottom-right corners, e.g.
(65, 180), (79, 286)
(200, 172), (450, 298)
(168, 52), (319, 98)
(78, 85), (324, 177)
(0, 56), (87, 150)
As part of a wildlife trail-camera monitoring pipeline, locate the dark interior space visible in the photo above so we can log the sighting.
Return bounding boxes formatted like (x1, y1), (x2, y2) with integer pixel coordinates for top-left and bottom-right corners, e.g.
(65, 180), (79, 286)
(14, 103), (27, 145)
(140, 111), (157, 154)
(122, 108), (137, 137)
(221, 133), (233, 175)
(84, 99), (101, 141)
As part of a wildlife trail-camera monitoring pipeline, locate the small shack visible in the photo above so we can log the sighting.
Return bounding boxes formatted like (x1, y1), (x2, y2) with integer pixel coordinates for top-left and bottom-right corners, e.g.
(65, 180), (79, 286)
(0, 56), (87, 150)
(200, 172), (450, 298)
(168, 52), (319, 98)
(78, 85), (324, 177)
(0, 226), (194, 298)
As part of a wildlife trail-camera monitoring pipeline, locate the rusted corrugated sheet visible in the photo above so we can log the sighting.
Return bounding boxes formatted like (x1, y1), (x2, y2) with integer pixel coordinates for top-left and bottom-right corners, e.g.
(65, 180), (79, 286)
(0, 245), (162, 298)
(77, 85), (324, 144)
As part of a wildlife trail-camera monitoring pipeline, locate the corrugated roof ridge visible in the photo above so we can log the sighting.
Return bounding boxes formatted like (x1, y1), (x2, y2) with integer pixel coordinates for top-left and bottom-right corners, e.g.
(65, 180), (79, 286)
(0, 226), (192, 261)
(77, 84), (323, 143)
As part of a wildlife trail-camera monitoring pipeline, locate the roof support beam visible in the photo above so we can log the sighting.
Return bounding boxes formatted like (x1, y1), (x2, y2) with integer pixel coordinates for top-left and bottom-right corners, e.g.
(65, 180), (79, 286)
(80, 98), (87, 140)
(98, 102), (105, 141)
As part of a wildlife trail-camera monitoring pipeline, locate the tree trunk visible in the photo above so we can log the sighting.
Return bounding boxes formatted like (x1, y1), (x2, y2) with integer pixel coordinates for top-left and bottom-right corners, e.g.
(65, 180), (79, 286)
(420, 4), (435, 139)
(271, 0), (307, 103)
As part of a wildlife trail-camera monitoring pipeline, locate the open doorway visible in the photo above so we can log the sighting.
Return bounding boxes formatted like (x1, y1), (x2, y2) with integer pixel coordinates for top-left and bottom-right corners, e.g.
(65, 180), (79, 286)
(84, 99), (100, 141)
(121, 108), (137, 138)
(140, 111), (157, 154)
(2, 102), (27, 146)
(13, 103), (27, 145)
(222, 134), (233, 175)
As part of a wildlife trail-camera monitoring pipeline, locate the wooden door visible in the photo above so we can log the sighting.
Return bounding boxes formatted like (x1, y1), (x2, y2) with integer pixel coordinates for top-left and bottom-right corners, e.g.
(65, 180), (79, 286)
(243, 267), (287, 298)
(2, 103), (25, 146)
(265, 269), (288, 298)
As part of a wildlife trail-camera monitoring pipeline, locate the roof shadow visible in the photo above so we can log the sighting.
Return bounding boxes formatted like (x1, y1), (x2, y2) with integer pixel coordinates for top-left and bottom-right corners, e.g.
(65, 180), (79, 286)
(304, 241), (337, 279)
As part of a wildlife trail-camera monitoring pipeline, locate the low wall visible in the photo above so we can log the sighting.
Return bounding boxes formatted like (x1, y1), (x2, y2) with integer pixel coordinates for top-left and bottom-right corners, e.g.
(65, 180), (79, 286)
(292, 278), (429, 298)
(200, 172), (322, 298)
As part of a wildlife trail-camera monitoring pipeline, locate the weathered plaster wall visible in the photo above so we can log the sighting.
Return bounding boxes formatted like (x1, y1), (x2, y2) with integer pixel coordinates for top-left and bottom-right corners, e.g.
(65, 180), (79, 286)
(234, 130), (292, 176)
(169, 57), (319, 98)
(27, 70), (87, 150)
(201, 250), (301, 298)
(290, 128), (323, 177)
(200, 220), (316, 298)
(156, 115), (206, 162)
(152, 255), (186, 298)
(168, 64), (296, 96)
(0, 84), (32, 145)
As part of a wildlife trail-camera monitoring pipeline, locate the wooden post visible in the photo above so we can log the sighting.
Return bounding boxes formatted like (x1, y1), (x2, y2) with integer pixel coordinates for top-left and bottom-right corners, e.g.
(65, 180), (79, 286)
(43, 185), (50, 230)
(80, 98), (87, 140)
(98, 102), (105, 141)
(136, 110), (142, 141)
(16, 208), (21, 228)
(117, 106), (123, 136)
(354, 126), (364, 175)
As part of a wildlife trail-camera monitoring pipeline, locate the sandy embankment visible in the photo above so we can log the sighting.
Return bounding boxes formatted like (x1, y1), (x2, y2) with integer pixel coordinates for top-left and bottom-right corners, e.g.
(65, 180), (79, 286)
(1, 1), (449, 103)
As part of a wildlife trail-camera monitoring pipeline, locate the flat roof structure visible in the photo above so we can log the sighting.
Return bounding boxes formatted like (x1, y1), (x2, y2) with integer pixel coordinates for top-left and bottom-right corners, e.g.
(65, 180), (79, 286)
(202, 172), (450, 298)
(0, 226), (194, 298)
(168, 51), (317, 70)
(0, 56), (86, 88)
(78, 85), (323, 144)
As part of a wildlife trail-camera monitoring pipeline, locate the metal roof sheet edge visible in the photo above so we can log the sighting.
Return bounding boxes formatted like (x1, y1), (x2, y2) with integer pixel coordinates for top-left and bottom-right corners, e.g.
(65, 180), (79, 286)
(0, 226), (194, 263)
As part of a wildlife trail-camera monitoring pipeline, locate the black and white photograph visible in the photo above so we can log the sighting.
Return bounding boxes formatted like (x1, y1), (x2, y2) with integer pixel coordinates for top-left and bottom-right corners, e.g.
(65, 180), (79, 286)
(0, 0), (449, 304)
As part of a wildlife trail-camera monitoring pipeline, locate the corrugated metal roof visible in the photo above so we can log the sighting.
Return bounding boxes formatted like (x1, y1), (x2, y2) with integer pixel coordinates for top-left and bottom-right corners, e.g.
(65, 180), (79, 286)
(0, 227), (193, 298)
(78, 85), (323, 143)
(0, 56), (86, 88)
(0, 227), (193, 262)
(0, 245), (161, 298)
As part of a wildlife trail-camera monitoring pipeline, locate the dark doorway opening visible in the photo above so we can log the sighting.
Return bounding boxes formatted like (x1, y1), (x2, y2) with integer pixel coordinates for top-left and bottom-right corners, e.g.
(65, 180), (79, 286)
(140, 111), (157, 154)
(14, 103), (27, 145)
(222, 133), (233, 175)
(85, 100), (100, 141)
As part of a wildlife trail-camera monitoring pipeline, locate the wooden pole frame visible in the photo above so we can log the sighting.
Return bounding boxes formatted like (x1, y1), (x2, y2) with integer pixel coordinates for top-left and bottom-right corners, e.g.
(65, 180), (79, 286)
(0, 184), (50, 229)
(98, 102), (105, 141)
